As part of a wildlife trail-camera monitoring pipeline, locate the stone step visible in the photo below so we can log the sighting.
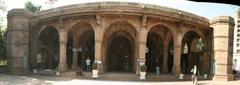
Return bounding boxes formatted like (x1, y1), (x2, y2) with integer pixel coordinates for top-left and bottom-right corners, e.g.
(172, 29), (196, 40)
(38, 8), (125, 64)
(61, 71), (211, 81)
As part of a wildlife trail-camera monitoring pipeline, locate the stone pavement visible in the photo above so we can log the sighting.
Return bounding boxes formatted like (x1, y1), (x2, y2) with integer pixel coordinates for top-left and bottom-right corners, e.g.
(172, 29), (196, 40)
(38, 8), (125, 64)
(0, 73), (240, 85)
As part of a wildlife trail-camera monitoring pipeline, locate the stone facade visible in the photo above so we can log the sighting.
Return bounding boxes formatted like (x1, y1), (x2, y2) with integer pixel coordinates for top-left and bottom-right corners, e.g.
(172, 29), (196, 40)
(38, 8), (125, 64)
(6, 2), (234, 81)
(210, 16), (235, 81)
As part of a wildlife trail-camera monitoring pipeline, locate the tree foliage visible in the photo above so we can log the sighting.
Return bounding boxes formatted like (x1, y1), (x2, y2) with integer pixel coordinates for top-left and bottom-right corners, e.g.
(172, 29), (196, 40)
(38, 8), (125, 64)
(0, 0), (6, 11)
(24, 1), (41, 13)
(0, 28), (6, 59)
(0, 0), (6, 59)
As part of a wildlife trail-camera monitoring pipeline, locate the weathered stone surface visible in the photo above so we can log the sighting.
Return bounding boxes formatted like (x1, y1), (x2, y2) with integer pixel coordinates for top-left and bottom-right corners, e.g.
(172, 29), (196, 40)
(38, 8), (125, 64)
(7, 9), (33, 74)
(210, 16), (235, 81)
(5, 2), (232, 81)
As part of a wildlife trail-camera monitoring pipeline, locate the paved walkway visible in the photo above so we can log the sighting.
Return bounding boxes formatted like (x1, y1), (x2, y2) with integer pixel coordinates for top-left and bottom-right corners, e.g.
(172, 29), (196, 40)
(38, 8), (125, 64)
(0, 73), (240, 85)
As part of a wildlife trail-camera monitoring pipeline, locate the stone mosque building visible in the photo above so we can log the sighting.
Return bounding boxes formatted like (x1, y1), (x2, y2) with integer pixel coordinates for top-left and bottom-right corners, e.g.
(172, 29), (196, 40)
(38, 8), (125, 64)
(6, 2), (234, 81)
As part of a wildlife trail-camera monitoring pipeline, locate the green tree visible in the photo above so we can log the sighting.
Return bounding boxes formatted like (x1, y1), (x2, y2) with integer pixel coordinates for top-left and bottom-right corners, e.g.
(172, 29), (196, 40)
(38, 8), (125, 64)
(0, 28), (6, 59)
(0, 0), (6, 62)
(0, 0), (5, 11)
(24, 1), (41, 13)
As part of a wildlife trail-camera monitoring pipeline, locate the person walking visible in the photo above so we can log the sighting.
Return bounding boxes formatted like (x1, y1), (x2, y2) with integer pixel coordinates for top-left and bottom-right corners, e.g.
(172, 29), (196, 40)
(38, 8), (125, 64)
(191, 65), (198, 85)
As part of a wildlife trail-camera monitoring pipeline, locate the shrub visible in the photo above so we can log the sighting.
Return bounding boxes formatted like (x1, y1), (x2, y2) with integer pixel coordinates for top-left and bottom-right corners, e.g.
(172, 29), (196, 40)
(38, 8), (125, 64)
(140, 64), (147, 72)
(55, 66), (60, 72)
(92, 62), (98, 70)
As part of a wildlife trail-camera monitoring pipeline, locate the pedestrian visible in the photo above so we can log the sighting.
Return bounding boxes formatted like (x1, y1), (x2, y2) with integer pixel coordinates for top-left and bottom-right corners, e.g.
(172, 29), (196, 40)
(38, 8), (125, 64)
(86, 57), (91, 71)
(191, 65), (198, 84)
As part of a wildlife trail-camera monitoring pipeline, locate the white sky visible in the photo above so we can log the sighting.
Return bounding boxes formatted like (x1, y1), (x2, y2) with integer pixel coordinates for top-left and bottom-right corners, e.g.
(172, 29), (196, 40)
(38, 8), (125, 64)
(1, 0), (239, 26)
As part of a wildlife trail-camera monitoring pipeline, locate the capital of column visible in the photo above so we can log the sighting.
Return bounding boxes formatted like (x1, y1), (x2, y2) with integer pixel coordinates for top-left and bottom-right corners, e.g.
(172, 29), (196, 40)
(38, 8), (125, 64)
(142, 15), (147, 29)
(96, 14), (101, 26)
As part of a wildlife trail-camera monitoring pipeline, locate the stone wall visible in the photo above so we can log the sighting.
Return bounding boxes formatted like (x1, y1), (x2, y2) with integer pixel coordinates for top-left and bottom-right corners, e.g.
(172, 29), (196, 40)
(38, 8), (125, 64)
(6, 9), (33, 74)
(210, 16), (235, 81)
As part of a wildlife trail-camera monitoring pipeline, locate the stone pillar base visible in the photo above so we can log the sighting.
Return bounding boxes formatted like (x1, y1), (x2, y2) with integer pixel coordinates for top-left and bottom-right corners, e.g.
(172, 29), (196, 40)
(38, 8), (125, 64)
(213, 74), (234, 81)
(60, 64), (68, 73)
(173, 73), (181, 80)
(136, 59), (145, 75)
(96, 60), (103, 75)
(172, 66), (181, 75)
(98, 64), (103, 75)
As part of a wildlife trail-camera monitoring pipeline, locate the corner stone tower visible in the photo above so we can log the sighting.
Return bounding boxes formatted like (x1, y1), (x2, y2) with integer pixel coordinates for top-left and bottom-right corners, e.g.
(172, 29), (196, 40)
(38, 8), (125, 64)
(210, 16), (235, 81)
(6, 9), (33, 74)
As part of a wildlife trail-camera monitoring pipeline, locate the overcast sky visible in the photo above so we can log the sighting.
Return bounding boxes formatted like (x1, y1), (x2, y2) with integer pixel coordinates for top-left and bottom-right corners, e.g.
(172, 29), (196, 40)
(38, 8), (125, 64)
(1, 0), (239, 26)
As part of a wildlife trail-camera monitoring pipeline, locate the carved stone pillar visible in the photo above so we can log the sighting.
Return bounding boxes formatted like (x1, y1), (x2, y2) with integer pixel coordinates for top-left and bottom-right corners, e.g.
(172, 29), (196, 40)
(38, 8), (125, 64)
(162, 41), (169, 73)
(136, 30), (147, 75)
(72, 51), (78, 70)
(72, 36), (78, 70)
(59, 31), (68, 72)
(173, 35), (182, 77)
(94, 14), (103, 74)
(95, 31), (103, 74)
(210, 16), (234, 81)
(202, 51), (209, 74)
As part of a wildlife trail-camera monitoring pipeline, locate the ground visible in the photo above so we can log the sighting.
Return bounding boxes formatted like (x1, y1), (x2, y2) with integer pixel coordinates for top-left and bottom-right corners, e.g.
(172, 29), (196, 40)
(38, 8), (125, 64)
(0, 73), (240, 85)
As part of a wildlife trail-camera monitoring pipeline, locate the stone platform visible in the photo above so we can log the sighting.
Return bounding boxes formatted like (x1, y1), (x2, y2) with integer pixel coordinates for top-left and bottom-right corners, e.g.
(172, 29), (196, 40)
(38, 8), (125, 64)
(60, 71), (211, 81)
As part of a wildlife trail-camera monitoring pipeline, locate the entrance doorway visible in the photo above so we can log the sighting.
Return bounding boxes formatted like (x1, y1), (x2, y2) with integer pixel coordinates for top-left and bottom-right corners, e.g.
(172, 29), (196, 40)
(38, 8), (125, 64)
(146, 33), (163, 73)
(37, 26), (59, 70)
(108, 36), (133, 72)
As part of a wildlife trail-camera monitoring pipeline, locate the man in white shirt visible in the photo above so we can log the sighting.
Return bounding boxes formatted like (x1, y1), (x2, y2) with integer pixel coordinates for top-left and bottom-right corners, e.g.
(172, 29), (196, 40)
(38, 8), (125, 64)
(191, 65), (198, 84)
(86, 57), (91, 71)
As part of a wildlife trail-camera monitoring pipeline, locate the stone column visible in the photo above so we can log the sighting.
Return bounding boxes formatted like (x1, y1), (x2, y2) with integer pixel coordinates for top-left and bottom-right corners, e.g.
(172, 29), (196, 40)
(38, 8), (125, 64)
(210, 16), (234, 81)
(6, 9), (33, 74)
(95, 30), (102, 61)
(95, 29), (103, 74)
(95, 14), (103, 74)
(59, 31), (68, 72)
(173, 35), (182, 77)
(202, 50), (209, 73)
(162, 41), (169, 73)
(72, 37), (78, 70)
(72, 50), (78, 70)
(136, 30), (147, 75)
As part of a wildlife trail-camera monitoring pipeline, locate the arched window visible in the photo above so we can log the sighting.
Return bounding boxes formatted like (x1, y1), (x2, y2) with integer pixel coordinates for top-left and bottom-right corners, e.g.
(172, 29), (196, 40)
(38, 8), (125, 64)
(196, 38), (204, 52)
(183, 43), (188, 54)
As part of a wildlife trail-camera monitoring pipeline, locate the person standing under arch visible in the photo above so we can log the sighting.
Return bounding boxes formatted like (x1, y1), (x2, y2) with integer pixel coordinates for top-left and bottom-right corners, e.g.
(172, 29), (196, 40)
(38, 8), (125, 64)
(86, 57), (91, 71)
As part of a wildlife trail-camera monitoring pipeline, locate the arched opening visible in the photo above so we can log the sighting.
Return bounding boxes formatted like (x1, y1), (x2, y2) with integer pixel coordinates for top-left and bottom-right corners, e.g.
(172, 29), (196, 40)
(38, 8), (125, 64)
(181, 30), (204, 74)
(37, 26), (59, 70)
(146, 33), (163, 73)
(103, 22), (136, 73)
(146, 25), (174, 74)
(108, 35), (133, 72)
(67, 22), (95, 71)
(168, 40), (174, 73)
